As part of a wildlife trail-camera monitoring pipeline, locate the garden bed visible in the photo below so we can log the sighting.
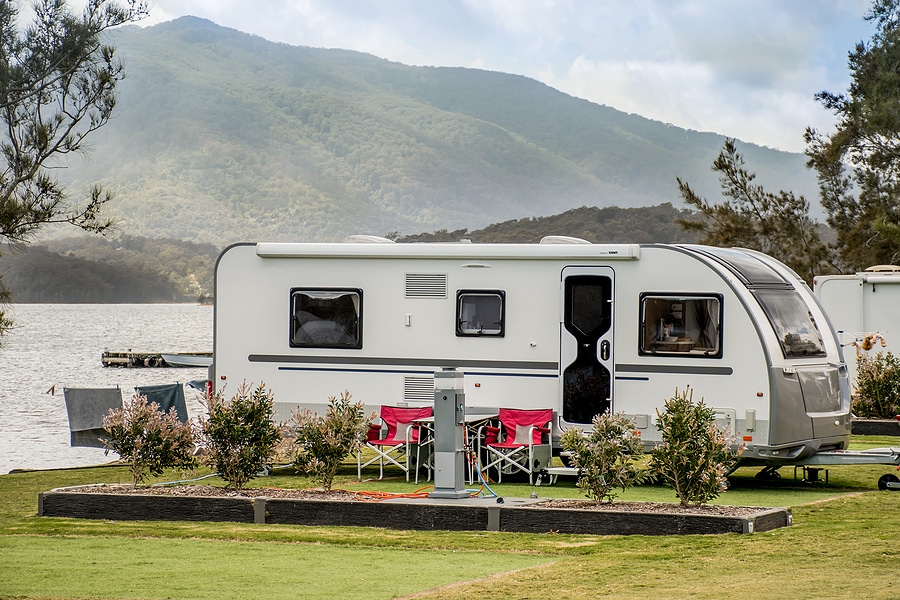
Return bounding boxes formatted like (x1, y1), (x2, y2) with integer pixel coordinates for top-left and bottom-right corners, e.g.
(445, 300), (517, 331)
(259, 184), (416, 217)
(38, 484), (790, 535)
(851, 418), (900, 436)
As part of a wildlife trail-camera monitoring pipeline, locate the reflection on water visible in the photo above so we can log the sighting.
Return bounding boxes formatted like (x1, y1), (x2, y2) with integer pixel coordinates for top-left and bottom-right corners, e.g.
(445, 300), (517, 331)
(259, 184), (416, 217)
(0, 304), (212, 474)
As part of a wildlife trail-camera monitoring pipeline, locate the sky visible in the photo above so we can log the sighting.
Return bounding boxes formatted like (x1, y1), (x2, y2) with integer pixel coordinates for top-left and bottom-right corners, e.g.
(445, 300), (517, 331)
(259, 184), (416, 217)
(139, 0), (875, 153)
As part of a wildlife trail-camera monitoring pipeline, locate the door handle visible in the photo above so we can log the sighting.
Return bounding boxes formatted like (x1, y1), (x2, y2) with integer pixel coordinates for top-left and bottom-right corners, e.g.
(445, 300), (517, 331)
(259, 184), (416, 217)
(600, 340), (610, 361)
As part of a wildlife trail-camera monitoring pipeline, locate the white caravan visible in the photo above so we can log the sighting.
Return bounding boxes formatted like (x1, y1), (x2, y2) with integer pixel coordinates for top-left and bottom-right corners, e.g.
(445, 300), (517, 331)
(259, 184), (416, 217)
(213, 237), (859, 469)
(813, 266), (900, 386)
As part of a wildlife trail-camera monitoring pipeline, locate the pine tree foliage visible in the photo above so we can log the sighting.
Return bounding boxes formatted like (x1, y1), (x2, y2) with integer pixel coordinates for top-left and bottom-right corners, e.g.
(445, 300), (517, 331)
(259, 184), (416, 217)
(805, 0), (900, 269)
(677, 139), (836, 284)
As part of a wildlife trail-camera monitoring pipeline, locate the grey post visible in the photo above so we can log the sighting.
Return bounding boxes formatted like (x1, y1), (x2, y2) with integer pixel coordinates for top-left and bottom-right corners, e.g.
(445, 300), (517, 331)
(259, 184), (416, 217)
(429, 368), (469, 499)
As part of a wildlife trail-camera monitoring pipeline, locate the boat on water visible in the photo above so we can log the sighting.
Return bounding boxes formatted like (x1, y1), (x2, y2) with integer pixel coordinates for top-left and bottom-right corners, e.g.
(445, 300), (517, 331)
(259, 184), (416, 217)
(160, 353), (213, 368)
(102, 350), (212, 368)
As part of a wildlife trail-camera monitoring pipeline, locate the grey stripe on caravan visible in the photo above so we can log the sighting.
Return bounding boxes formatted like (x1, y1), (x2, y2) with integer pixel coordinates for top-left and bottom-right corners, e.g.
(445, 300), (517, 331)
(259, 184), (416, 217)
(616, 363), (733, 376)
(248, 354), (558, 371)
(248, 354), (733, 376)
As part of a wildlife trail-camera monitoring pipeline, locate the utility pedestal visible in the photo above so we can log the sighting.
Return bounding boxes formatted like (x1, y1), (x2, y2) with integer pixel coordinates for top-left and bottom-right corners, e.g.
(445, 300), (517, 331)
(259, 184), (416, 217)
(429, 368), (469, 499)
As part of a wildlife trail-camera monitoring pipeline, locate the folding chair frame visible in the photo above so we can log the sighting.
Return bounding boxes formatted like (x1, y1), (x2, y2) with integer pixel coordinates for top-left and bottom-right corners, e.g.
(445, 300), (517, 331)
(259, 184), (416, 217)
(357, 406), (432, 481)
(480, 408), (553, 485)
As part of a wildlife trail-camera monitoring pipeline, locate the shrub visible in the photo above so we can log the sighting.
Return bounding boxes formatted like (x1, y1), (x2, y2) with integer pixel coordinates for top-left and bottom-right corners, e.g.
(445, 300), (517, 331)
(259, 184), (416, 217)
(559, 411), (649, 504)
(200, 381), (282, 490)
(102, 392), (197, 488)
(854, 351), (900, 419)
(650, 387), (743, 507)
(291, 391), (373, 490)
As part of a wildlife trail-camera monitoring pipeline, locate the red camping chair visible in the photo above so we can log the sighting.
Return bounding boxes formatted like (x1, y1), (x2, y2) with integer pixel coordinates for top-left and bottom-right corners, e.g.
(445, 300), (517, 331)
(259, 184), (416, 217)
(357, 406), (433, 481)
(480, 408), (553, 484)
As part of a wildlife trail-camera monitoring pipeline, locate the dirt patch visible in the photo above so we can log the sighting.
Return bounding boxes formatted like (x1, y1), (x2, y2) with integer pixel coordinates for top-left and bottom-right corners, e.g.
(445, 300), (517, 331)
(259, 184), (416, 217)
(71, 484), (358, 502)
(536, 499), (762, 516)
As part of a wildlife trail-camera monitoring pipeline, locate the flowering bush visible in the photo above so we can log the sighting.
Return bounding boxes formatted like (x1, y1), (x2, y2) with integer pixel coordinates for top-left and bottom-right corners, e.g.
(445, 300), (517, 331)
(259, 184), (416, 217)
(103, 392), (197, 488)
(291, 391), (373, 490)
(560, 411), (649, 504)
(854, 351), (900, 419)
(650, 387), (743, 507)
(200, 381), (282, 490)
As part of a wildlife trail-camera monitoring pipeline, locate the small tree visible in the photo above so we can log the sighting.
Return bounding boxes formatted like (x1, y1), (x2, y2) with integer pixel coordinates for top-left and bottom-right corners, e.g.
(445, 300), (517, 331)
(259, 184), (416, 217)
(650, 387), (743, 507)
(0, 0), (149, 340)
(102, 391), (197, 488)
(291, 391), (373, 491)
(560, 411), (649, 504)
(676, 138), (837, 284)
(854, 351), (900, 418)
(200, 381), (282, 490)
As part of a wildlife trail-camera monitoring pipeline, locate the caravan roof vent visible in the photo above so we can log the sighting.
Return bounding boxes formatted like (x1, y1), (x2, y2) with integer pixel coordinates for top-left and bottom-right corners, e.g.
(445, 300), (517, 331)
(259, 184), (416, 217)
(344, 235), (395, 244)
(406, 273), (448, 298)
(864, 265), (900, 273)
(540, 235), (591, 245)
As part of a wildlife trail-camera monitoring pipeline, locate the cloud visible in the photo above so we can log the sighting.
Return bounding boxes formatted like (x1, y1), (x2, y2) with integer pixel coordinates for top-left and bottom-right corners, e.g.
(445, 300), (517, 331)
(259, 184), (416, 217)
(140, 0), (876, 151)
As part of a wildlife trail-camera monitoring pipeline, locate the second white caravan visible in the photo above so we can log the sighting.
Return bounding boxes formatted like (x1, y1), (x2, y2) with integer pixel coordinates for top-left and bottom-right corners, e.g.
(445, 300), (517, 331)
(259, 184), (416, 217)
(213, 237), (852, 468)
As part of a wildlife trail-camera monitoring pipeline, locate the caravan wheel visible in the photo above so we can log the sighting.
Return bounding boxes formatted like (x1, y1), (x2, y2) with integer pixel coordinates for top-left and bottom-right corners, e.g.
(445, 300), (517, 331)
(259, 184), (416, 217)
(878, 473), (900, 491)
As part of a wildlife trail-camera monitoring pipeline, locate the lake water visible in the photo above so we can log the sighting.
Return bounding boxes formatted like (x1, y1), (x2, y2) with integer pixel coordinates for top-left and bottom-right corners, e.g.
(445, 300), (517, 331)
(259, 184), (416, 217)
(0, 304), (212, 474)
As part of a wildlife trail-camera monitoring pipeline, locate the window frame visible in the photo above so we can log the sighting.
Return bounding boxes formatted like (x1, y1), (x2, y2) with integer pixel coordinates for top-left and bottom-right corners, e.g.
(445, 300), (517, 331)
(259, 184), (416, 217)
(638, 292), (723, 358)
(289, 287), (363, 349)
(455, 289), (506, 337)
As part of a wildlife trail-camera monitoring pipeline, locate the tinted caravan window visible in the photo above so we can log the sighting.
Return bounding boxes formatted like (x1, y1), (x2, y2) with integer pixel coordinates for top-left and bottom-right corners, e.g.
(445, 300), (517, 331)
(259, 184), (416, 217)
(290, 288), (362, 349)
(456, 290), (505, 336)
(752, 288), (826, 357)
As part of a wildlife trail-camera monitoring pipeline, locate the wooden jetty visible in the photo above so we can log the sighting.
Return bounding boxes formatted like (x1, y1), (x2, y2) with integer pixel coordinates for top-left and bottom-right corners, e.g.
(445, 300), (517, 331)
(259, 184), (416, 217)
(101, 350), (212, 368)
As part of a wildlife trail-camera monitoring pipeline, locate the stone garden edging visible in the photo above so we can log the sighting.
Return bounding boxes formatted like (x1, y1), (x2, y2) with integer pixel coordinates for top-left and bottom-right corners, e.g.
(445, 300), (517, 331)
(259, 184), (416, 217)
(38, 486), (790, 535)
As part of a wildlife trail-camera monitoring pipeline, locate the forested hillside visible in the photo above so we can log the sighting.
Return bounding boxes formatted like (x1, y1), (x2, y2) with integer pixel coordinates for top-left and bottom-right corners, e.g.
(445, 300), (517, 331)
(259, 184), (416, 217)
(0, 237), (218, 303)
(54, 16), (817, 245)
(395, 204), (700, 244)
(3, 205), (698, 302)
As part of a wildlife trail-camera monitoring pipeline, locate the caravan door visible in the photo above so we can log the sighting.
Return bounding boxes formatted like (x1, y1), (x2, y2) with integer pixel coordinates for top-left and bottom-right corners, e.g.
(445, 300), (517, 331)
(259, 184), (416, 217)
(560, 266), (614, 425)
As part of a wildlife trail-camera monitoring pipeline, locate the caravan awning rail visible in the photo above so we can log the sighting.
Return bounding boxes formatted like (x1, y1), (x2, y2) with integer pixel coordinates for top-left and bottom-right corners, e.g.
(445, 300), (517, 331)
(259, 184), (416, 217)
(256, 242), (641, 260)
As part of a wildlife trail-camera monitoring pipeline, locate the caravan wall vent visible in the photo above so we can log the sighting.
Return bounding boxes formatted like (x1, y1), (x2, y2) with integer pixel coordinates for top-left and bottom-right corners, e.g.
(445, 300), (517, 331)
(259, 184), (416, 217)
(404, 376), (434, 401)
(405, 273), (448, 298)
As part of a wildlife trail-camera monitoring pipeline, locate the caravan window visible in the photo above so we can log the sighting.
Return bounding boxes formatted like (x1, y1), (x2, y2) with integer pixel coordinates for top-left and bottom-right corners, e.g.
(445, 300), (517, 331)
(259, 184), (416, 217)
(640, 294), (722, 357)
(456, 290), (505, 337)
(752, 288), (826, 357)
(290, 288), (362, 349)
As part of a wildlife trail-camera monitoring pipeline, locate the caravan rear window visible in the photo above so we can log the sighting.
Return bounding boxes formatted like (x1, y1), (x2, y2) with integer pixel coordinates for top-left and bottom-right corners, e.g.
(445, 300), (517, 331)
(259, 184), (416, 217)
(640, 294), (722, 357)
(290, 288), (362, 349)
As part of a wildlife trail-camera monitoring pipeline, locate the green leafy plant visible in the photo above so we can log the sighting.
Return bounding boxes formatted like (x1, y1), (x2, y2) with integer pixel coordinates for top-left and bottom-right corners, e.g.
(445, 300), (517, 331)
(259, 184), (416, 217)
(650, 387), (743, 507)
(102, 391), (197, 488)
(291, 391), (374, 490)
(854, 351), (900, 419)
(560, 411), (649, 504)
(200, 381), (282, 490)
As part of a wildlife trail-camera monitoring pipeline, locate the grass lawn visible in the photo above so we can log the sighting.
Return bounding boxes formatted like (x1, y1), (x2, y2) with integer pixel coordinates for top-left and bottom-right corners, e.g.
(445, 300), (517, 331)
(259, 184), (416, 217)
(0, 435), (898, 599)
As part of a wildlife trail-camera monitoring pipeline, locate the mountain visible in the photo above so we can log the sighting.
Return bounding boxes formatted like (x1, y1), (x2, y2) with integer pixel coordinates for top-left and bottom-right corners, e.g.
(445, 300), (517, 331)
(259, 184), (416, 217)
(55, 16), (817, 245)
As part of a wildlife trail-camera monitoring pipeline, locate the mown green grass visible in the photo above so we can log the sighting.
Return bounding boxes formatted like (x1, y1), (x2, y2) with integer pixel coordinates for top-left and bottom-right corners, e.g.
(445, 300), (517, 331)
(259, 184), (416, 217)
(1, 435), (899, 599)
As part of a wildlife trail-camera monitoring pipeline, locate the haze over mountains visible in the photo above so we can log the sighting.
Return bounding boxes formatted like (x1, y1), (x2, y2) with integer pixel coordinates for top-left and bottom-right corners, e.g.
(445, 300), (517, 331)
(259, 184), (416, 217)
(56, 16), (818, 246)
